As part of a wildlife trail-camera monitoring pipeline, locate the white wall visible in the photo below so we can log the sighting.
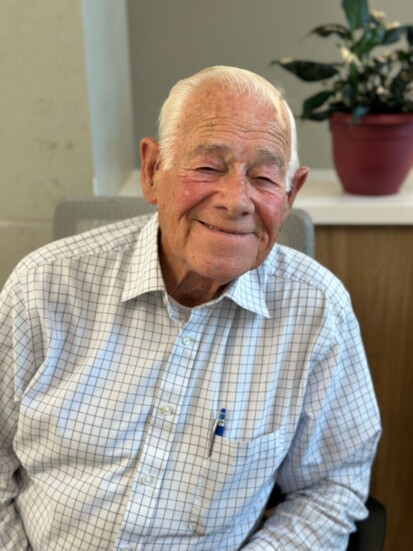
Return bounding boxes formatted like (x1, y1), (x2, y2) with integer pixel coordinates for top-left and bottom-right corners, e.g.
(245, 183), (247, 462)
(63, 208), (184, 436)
(81, 0), (136, 196)
(0, 0), (94, 287)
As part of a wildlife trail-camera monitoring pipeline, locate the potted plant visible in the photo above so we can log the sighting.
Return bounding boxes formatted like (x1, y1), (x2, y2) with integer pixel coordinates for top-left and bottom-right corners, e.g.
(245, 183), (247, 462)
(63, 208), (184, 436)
(272, 0), (413, 195)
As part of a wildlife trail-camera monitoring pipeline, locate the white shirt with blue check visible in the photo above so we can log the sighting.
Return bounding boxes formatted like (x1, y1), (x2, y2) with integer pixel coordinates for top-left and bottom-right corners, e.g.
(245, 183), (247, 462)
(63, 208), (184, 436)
(0, 212), (381, 550)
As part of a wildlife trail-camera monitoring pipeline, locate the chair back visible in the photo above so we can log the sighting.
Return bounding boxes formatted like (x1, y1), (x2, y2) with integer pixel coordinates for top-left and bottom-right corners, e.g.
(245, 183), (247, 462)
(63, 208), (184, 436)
(53, 196), (314, 257)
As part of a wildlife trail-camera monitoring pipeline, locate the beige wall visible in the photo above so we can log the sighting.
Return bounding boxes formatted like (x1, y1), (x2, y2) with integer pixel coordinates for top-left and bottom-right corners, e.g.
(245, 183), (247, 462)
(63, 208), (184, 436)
(2, 0), (412, 288)
(128, 0), (412, 169)
(0, 0), (93, 288)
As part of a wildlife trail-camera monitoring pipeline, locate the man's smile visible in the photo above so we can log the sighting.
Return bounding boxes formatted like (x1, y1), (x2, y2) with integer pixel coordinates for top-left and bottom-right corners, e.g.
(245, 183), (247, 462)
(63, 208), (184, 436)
(197, 219), (254, 236)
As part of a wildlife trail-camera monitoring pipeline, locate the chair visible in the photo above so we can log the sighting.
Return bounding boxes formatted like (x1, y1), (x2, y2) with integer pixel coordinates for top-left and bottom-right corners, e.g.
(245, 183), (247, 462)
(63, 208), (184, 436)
(53, 196), (157, 240)
(53, 196), (385, 549)
(347, 496), (386, 551)
(53, 196), (314, 257)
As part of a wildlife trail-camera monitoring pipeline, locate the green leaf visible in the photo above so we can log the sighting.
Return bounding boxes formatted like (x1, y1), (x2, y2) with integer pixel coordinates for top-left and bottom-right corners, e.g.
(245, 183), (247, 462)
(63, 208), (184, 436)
(301, 110), (332, 121)
(302, 90), (334, 118)
(340, 83), (358, 106)
(353, 27), (386, 57)
(351, 104), (371, 124)
(272, 60), (340, 82)
(404, 24), (413, 46)
(348, 62), (360, 86)
(396, 50), (413, 63)
(310, 24), (350, 39)
(383, 25), (407, 45)
(342, 0), (371, 31)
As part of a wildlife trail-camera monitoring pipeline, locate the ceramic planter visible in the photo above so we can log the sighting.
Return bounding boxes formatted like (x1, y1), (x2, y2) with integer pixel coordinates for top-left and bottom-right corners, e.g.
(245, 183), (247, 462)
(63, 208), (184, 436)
(329, 112), (413, 196)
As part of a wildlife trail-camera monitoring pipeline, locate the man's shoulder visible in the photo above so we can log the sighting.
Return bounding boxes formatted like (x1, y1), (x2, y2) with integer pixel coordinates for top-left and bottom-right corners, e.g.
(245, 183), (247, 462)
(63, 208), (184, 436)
(265, 244), (350, 307)
(15, 214), (152, 276)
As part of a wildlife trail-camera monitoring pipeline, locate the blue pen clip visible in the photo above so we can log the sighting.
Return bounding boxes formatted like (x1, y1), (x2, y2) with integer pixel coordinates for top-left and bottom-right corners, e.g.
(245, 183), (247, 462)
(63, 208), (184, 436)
(208, 408), (226, 457)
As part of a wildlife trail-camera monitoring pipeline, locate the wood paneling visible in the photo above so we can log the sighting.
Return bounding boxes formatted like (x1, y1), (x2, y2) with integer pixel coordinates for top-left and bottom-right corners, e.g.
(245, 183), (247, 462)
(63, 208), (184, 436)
(315, 226), (413, 551)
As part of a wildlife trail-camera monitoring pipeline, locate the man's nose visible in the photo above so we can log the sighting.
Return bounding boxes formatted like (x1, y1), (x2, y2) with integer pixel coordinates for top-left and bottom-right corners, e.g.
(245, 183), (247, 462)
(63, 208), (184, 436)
(214, 172), (254, 216)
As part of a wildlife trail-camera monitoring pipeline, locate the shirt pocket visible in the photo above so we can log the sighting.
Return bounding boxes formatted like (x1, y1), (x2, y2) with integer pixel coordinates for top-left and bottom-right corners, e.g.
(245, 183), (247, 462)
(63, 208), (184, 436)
(190, 429), (286, 536)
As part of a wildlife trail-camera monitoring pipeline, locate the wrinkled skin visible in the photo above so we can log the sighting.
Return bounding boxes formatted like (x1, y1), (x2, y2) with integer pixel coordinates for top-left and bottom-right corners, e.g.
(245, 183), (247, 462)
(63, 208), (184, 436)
(141, 82), (308, 306)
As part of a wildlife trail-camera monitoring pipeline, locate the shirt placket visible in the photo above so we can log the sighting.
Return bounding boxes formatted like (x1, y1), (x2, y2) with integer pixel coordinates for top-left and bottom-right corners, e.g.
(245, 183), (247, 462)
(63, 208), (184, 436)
(114, 309), (204, 549)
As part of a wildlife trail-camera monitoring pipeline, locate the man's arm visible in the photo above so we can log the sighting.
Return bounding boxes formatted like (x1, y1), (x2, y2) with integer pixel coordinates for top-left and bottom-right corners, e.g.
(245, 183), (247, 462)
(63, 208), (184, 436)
(244, 303), (381, 550)
(0, 276), (31, 550)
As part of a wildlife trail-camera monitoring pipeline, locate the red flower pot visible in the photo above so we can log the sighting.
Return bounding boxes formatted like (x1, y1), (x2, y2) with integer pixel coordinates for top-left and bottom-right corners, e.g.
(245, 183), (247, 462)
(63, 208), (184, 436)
(329, 112), (413, 196)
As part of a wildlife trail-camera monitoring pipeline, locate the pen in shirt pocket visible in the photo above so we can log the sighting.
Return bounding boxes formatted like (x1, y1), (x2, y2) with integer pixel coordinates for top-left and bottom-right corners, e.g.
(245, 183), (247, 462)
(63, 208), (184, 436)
(208, 408), (226, 457)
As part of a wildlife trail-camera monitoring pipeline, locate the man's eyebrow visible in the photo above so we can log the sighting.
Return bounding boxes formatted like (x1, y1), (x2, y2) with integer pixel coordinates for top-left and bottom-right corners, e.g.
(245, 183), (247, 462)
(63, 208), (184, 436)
(255, 148), (285, 168)
(188, 143), (286, 169)
(189, 143), (231, 157)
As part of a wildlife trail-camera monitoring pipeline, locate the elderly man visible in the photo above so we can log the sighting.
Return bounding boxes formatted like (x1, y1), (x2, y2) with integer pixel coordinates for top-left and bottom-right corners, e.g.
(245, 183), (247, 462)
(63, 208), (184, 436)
(0, 66), (380, 550)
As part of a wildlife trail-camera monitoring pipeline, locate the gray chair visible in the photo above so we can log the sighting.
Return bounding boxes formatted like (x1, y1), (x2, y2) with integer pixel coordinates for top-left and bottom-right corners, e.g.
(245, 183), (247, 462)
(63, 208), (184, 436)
(53, 196), (157, 240)
(52, 196), (385, 550)
(53, 196), (314, 256)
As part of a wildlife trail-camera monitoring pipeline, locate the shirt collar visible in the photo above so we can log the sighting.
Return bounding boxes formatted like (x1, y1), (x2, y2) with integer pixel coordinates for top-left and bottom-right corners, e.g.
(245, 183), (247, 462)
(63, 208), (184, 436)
(121, 212), (271, 318)
(221, 265), (270, 318)
(121, 212), (165, 302)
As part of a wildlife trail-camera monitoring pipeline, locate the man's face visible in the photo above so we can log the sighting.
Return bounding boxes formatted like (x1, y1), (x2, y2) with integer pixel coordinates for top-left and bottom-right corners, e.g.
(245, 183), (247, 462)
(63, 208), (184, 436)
(141, 83), (307, 305)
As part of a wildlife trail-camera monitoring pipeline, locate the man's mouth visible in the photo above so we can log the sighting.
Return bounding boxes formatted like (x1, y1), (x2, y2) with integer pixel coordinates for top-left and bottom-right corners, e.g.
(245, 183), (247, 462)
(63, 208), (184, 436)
(199, 220), (248, 235)
(201, 221), (224, 232)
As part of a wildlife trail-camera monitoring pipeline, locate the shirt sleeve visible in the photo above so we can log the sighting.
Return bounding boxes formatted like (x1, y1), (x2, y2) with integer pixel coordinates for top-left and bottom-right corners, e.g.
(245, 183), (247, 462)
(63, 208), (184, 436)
(0, 275), (31, 550)
(243, 300), (381, 550)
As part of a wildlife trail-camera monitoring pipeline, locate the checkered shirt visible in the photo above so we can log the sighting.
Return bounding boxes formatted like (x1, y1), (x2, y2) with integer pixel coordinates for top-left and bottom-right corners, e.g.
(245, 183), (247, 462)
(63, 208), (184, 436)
(0, 213), (381, 550)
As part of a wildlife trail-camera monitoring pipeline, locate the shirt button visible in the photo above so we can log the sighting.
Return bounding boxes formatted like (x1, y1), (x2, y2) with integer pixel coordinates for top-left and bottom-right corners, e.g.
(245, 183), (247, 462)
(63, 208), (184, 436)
(181, 336), (192, 346)
(160, 405), (174, 416)
(139, 474), (155, 486)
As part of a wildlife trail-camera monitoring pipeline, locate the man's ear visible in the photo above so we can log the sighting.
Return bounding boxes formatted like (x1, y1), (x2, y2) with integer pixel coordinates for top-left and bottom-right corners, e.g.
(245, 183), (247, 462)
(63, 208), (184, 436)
(140, 138), (161, 204)
(282, 166), (309, 221)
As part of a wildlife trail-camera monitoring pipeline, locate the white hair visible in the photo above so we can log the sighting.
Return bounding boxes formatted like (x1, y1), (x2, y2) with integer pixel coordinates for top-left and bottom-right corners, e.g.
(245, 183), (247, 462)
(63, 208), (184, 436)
(157, 65), (300, 191)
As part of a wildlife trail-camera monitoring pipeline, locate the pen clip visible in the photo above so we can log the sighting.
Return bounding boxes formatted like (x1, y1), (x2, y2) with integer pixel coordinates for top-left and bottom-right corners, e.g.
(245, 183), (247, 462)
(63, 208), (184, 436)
(208, 408), (226, 457)
(208, 418), (219, 458)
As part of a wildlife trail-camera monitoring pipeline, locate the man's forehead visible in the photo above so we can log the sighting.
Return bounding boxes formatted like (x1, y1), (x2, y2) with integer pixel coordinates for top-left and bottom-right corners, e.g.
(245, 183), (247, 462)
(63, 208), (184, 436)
(174, 82), (292, 166)
(184, 84), (289, 133)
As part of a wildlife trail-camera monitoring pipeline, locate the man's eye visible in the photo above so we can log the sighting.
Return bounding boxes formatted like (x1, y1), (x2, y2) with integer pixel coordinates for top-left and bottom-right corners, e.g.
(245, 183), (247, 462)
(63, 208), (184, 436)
(255, 176), (275, 184)
(196, 166), (219, 173)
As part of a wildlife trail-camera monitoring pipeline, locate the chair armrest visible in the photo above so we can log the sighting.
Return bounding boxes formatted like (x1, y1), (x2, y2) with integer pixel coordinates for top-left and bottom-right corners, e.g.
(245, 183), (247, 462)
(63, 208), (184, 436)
(347, 496), (386, 551)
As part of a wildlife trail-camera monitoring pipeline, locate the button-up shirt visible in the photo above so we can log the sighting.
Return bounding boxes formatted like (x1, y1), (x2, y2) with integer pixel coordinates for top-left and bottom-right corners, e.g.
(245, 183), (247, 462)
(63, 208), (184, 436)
(0, 213), (381, 550)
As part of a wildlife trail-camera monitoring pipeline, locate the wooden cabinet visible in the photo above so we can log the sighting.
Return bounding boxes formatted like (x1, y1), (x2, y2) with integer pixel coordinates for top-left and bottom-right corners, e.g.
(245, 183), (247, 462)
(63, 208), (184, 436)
(315, 225), (413, 551)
